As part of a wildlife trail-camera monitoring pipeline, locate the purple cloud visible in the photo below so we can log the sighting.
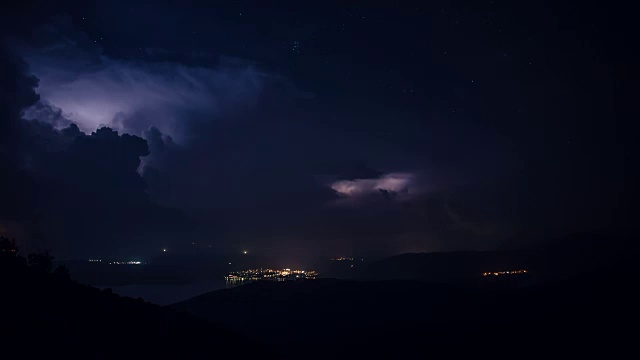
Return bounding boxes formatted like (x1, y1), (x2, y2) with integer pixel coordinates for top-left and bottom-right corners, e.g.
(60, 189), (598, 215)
(14, 17), (304, 142)
(330, 172), (419, 205)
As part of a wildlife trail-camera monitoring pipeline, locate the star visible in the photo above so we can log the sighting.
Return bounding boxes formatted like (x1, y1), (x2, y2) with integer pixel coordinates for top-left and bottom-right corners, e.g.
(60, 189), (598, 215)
(292, 40), (301, 53)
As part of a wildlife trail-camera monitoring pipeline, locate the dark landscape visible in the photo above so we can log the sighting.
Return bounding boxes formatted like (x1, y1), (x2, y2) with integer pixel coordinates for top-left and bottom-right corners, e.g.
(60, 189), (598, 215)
(1, 0), (635, 359)
(1, 241), (271, 359)
(3, 234), (637, 359)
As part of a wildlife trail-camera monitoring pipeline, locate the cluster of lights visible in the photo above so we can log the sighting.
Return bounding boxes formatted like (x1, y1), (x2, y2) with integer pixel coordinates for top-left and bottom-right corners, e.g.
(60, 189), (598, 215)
(483, 269), (527, 276)
(88, 259), (143, 265)
(331, 257), (354, 261)
(225, 268), (318, 282)
(109, 261), (142, 265)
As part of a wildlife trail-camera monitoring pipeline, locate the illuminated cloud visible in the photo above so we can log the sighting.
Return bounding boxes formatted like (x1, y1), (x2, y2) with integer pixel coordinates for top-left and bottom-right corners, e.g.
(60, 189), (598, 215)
(25, 54), (269, 140)
(331, 173), (417, 201)
(15, 17), (302, 142)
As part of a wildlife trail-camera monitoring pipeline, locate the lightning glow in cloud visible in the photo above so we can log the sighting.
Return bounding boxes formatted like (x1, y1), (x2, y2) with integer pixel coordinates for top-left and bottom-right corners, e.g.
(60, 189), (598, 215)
(331, 173), (415, 197)
(15, 17), (295, 141)
(26, 55), (268, 139)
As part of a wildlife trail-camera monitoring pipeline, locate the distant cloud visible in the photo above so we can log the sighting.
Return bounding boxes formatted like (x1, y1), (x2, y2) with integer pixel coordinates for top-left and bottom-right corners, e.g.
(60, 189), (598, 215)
(330, 173), (418, 205)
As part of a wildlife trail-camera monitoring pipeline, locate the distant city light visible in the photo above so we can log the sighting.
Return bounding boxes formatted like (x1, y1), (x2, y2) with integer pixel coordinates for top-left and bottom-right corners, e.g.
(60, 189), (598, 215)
(89, 259), (142, 265)
(225, 268), (318, 282)
(331, 257), (354, 261)
(482, 269), (527, 277)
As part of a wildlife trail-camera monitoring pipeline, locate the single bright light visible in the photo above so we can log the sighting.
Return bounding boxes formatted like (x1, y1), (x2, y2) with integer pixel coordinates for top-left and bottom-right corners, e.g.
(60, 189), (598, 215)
(163, 249), (167, 252)
(243, 250), (247, 254)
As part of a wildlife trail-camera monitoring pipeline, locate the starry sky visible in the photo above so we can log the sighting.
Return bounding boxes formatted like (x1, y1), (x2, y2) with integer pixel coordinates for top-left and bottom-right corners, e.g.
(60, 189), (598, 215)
(0, 0), (634, 261)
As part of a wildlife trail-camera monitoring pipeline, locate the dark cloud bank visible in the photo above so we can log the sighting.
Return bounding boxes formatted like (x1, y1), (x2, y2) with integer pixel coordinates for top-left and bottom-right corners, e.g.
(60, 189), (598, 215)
(1, 39), (496, 260)
(1, 46), (190, 258)
(1, 12), (631, 261)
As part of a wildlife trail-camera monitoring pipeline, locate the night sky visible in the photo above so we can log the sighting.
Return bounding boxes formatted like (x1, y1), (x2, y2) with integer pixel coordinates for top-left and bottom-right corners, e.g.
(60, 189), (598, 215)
(0, 1), (634, 262)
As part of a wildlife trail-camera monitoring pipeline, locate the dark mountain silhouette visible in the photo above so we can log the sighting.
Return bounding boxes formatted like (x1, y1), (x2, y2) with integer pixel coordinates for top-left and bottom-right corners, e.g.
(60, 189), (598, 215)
(0, 249), (271, 359)
(172, 257), (636, 359)
(358, 232), (633, 283)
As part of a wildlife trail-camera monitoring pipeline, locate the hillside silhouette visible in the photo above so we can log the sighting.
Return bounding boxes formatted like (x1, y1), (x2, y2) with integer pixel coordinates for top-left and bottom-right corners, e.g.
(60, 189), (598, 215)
(172, 257), (636, 359)
(3, 233), (636, 359)
(357, 232), (632, 283)
(0, 244), (271, 359)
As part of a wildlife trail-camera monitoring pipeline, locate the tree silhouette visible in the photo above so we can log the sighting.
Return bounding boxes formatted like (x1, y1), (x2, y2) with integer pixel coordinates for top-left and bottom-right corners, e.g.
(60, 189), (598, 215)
(0, 236), (18, 257)
(53, 265), (71, 280)
(28, 250), (53, 273)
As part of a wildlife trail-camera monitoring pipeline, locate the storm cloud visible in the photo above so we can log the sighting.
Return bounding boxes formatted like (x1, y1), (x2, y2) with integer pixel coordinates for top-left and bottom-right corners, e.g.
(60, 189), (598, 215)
(1, 43), (189, 258)
(5, 9), (616, 261)
(16, 16), (303, 141)
(2, 24), (513, 260)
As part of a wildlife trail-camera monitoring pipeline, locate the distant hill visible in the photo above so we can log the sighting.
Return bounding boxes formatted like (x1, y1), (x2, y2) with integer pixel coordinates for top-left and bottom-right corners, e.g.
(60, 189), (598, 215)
(358, 232), (634, 283)
(0, 254), (271, 359)
(172, 260), (637, 359)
